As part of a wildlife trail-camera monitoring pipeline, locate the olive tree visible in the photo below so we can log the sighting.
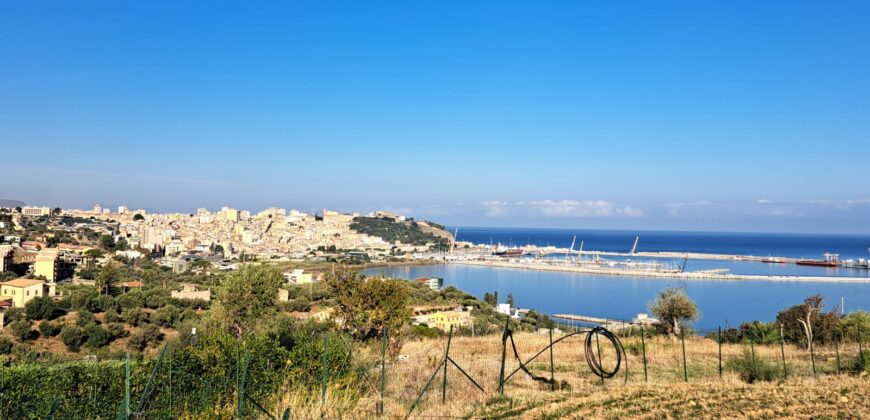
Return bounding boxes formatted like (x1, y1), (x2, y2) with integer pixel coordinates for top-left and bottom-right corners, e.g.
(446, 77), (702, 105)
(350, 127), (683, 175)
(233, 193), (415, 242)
(212, 263), (284, 340)
(324, 266), (410, 340)
(649, 287), (699, 336)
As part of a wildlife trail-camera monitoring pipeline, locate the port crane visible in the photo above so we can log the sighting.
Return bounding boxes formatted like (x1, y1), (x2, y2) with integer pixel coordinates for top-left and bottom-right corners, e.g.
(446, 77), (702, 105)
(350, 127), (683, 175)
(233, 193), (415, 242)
(449, 228), (459, 254)
(567, 235), (576, 261)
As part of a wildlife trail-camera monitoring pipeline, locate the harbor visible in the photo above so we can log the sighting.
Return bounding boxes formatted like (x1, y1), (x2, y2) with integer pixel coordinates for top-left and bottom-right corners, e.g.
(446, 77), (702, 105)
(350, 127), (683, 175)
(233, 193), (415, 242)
(450, 259), (870, 283)
(438, 233), (870, 283)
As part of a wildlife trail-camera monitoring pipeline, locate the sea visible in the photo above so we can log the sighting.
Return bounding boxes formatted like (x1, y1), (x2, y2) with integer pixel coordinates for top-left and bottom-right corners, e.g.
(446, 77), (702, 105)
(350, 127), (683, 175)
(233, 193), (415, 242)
(364, 227), (870, 330)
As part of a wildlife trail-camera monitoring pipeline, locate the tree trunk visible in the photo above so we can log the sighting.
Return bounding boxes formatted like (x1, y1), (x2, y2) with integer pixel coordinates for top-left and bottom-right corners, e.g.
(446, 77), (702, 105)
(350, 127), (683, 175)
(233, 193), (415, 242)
(797, 318), (812, 352)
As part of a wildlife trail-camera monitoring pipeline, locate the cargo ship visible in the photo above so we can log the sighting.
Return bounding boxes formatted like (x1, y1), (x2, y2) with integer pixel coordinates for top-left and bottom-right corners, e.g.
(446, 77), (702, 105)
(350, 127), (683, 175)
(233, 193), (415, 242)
(795, 253), (839, 267)
(493, 244), (525, 257)
(493, 248), (524, 257)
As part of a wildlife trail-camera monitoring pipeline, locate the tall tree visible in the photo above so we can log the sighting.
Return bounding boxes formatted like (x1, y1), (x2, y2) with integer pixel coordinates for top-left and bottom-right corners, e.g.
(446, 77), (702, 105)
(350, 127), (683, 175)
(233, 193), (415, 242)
(324, 266), (410, 340)
(648, 287), (699, 336)
(213, 263), (284, 340)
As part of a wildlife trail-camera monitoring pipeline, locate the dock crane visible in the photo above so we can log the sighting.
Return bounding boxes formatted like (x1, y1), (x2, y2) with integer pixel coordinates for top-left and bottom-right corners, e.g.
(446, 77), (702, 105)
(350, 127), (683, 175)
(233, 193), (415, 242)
(449, 228), (459, 254)
(567, 235), (576, 261)
(627, 236), (639, 262)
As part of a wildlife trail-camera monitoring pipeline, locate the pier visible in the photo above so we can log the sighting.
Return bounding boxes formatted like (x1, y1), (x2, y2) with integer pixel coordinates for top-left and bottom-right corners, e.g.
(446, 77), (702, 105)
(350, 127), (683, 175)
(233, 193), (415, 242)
(451, 260), (870, 283)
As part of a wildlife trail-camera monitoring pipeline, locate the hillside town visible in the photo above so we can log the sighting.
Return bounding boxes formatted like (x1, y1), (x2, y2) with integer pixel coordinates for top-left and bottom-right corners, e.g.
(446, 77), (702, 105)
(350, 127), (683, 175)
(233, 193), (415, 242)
(0, 204), (459, 320)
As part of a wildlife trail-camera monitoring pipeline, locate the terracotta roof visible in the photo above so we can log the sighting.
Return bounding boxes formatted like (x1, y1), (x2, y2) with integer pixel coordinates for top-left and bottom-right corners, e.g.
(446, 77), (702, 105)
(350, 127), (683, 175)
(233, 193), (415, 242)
(1, 279), (44, 288)
(120, 281), (144, 288)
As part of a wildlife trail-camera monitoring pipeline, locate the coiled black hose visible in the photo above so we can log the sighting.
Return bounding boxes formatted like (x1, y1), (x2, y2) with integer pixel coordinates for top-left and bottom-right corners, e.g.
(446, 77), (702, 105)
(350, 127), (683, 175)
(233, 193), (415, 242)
(584, 326), (625, 378)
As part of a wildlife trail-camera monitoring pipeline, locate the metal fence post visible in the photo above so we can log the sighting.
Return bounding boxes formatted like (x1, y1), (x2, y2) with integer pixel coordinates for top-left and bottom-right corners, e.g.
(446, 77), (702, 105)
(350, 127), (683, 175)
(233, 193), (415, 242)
(441, 325), (454, 404)
(378, 327), (388, 415)
(680, 324), (688, 382)
(749, 337), (756, 369)
(834, 330), (841, 374)
(857, 325), (865, 371)
(124, 352), (131, 420)
(779, 323), (787, 378)
(640, 325), (648, 383)
(321, 334), (329, 404)
(717, 326), (722, 378)
(498, 317), (510, 394)
(237, 353), (250, 420)
(548, 327), (555, 391)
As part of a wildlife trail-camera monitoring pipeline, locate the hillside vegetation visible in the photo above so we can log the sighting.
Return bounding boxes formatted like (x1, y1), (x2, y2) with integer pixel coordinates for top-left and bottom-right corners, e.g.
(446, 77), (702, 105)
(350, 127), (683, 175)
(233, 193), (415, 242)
(350, 216), (450, 247)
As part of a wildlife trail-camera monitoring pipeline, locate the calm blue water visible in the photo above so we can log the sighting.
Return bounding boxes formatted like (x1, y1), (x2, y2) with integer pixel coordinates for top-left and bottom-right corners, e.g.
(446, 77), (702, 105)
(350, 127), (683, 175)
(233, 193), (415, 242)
(365, 264), (870, 331)
(453, 227), (870, 260)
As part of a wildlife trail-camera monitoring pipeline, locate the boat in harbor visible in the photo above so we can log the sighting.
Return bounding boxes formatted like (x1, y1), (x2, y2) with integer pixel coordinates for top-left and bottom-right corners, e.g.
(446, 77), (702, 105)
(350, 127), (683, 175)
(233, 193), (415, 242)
(796, 253), (840, 267)
(762, 256), (785, 263)
(493, 244), (525, 257)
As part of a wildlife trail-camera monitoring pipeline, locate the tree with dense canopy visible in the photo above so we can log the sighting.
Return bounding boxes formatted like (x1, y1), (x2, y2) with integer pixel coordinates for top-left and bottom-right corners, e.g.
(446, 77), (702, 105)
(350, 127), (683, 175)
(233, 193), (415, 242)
(212, 263), (284, 340)
(324, 266), (410, 340)
(649, 287), (699, 336)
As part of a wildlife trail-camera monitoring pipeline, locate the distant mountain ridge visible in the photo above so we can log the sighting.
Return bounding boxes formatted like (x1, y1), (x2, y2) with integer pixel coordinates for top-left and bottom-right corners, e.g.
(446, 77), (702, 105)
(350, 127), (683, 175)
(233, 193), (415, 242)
(0, 199), (26, 208)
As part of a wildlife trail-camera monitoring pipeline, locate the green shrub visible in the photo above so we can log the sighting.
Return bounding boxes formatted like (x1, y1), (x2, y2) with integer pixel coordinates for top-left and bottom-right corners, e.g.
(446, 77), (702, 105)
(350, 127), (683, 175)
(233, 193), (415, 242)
(3, 307), (26, 322)
(59, 325), (87, 352)
(104, 309), (121, 323)
(726, 350), (782, 383)
(38, 320), (61, 337)
(846, 349), (870, 374)
(76, 309), (97, 327)
(85, 325), (111, 349)
(122, 307), (148, 327)
(127, 331), (147, 352)
(10, 320), (35, 341)
(12, 342), (37, 362)
(24, 296), (57, 320)
(117, 291), (145, 310)
(0, 337), (12, 354)
(141, 324), (164, 346)
(69, 290), (100, 312)
(409, 324), (442, 339)
(106, 322), (127, 339)
(152, 304), (179, 328)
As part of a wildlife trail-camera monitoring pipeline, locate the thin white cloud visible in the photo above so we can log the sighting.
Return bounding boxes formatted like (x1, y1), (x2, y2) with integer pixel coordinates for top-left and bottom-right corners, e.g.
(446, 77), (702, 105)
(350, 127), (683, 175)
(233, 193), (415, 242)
(481, 199), (642, 218)
(666, 201), (714, 217)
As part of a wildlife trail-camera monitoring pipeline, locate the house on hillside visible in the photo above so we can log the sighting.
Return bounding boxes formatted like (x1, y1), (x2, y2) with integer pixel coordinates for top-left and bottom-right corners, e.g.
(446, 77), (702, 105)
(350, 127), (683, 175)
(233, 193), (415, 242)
(0, 278), (54, 308)
(412, 310), (472, 332)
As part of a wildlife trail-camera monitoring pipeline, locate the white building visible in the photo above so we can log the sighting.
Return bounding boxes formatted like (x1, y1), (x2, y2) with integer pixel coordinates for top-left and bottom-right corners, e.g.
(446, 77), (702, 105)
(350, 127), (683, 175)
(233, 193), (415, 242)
(496, 303), (520, 319)
(21, 206), (51, 217)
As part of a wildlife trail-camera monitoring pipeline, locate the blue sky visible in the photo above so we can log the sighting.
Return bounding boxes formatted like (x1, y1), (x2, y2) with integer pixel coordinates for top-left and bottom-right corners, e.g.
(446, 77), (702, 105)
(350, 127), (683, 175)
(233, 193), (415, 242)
(2, 2), (870, 233)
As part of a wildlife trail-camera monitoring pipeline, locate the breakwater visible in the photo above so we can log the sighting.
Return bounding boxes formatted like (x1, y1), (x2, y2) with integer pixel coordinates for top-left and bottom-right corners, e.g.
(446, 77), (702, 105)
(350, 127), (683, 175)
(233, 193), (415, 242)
(450, 260), (870, 283)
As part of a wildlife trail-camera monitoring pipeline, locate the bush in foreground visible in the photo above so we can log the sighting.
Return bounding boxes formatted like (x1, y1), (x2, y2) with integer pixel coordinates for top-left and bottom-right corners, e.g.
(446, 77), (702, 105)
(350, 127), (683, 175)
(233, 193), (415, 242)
(726, 350), (782, 383)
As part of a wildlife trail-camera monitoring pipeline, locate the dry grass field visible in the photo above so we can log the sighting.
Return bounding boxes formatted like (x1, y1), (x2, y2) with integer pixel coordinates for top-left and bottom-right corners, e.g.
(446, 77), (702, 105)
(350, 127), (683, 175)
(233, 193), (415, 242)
(281, 330), (870, 418)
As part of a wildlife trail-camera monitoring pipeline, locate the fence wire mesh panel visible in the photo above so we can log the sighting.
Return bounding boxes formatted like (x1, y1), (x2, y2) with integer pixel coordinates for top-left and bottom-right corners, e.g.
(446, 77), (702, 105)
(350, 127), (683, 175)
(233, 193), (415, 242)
(1, 323), (866, 419)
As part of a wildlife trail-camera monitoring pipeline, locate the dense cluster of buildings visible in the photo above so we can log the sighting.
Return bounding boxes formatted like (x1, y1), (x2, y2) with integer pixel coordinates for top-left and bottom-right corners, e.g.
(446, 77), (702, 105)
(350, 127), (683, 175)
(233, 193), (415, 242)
(65, 205), (436, 260)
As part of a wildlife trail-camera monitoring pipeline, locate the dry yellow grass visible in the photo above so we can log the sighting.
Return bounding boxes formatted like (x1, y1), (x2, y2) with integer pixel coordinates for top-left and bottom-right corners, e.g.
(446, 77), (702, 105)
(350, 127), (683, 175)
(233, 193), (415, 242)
(276, 331), (870, 418)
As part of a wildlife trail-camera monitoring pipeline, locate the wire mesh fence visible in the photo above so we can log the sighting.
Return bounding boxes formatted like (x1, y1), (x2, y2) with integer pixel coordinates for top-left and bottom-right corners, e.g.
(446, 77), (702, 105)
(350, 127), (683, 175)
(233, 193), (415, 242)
(1, 320), (865, 419)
